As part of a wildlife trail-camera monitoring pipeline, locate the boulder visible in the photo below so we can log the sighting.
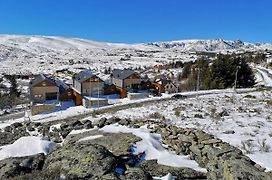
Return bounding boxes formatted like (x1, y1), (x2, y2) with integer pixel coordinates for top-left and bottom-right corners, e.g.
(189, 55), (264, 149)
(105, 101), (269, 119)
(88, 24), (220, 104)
(97, 117), (107, 128)
(82, 120), (93, 129)
(44, 143), (116, 179)
(124, 167), (152, 180)
(49, 131), (62, 143)
(140, 160), (206, 180)
(222, 159), (272, 180)
(106, 117), (121, 125)
(0, 126), (29, 146)
(10, 122), (23, 128)
(118, 118), (131, 126)
(0, 153), (45, 179)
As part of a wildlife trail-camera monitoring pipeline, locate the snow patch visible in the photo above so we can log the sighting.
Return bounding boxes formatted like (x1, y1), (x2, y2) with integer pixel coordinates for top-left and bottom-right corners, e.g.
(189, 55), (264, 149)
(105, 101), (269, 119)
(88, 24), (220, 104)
(153, 173), (175, 180)
(0, 136), (54, 160)
(78, 135), (103, 142)
(101, 124), (206, 172)
(69, 128), (97, 135)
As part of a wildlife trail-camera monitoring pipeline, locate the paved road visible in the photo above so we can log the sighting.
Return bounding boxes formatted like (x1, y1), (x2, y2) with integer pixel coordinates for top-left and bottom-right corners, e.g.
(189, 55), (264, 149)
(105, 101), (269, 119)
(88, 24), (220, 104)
(0, 111), (25, 122)
(0, 88), (258, 126)
(38, 88), (257, 125)
(257, 68), (272, 87)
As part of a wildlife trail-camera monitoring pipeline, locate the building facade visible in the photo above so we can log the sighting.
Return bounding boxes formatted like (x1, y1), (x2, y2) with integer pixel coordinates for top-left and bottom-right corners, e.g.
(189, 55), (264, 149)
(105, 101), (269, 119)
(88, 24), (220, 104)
(110, 69), (141, 91)
(29, 74), (59, 103)
(73, 70), (104, 96)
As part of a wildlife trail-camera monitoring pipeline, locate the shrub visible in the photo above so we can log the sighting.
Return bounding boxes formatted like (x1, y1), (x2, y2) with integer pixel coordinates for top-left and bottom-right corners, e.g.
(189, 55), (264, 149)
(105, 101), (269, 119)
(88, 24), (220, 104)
(244, 94), (256, 99)
(194, 114), (203, 119)
(149, 112), (165, 120)
(258, 139), (271, 152)
(174, 110), (180, 117)
(241, 140), (254, 154)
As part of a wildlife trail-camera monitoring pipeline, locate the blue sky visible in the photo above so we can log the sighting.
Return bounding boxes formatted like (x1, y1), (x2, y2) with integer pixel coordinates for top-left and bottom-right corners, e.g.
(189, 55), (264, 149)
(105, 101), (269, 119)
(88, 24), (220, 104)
(0, 0), (271, 43)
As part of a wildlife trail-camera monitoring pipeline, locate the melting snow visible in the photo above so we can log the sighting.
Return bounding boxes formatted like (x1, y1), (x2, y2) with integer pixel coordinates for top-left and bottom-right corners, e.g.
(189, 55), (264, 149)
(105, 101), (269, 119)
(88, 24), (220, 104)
(0, 136), (54, 160)
(101, 124), (206, 172)
(78, 135), (103, 142)
(153, 173), (175, 180)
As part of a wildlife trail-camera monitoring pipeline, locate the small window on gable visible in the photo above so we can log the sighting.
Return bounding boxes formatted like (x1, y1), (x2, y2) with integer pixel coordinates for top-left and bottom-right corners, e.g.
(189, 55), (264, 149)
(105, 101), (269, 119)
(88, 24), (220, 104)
(34, 94), (42, 98)
(42, 82), (46, 86)
(68, 92), (72, 96)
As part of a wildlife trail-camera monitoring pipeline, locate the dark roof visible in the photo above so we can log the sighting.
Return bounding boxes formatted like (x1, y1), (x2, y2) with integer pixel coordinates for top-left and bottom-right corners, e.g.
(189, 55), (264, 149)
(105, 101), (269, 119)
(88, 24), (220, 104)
(111, 69), (137, 80)
(55, 79), (70, 93)
(29, 74), (56, 88)
(73, 70), (96, 83)
(103, 83), (116, 90)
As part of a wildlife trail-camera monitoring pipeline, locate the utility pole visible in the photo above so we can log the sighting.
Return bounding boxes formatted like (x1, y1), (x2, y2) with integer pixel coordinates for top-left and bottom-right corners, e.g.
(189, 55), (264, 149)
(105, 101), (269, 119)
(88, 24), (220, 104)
(234, 66), (239, 92)
(98, 79), (100, 109)
(196, 67), (200, 98)
(90, 77), (92, 108)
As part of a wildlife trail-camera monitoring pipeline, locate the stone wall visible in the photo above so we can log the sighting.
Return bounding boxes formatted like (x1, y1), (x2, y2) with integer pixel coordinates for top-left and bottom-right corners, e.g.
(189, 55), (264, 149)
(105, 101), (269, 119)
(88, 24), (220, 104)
(127, 92), (150, 100)
(31, 104), (56, 115)
(82, 98), (108, 108)
(150, 124), (272, 180)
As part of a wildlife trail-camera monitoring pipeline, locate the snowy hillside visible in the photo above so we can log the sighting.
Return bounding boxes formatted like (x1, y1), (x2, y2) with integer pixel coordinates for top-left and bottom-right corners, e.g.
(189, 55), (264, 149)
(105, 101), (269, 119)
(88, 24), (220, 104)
(144, 39), (272, 52)
(0, 35), (271, 75)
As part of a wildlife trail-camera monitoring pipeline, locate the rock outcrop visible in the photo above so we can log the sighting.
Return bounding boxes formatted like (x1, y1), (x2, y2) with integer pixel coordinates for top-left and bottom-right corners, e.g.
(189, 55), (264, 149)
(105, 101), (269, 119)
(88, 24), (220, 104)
(1, 117), (272, 179)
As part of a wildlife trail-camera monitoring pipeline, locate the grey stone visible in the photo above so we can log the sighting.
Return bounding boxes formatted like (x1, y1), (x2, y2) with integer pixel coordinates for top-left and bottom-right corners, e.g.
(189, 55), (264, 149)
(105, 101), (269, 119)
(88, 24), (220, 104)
(0, 153), (45, 179)
(98, 117), (107, 128)
(124, 167), (151, 180)
(44, 143), (116, 179)
(140, 160), (206, 180)
(82, 120), (93, 129)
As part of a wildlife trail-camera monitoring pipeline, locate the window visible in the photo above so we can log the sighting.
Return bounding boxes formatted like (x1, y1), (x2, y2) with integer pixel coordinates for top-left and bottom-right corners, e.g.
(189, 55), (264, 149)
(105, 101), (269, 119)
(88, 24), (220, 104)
(125, 85), (131, 89)
(34, 94), (42, 98)
(67, 92), (72, 96)
(42, 82), (46, 86)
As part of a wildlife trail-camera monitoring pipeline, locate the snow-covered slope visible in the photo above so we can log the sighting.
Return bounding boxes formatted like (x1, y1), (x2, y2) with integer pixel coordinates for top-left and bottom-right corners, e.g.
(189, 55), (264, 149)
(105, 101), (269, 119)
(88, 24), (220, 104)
(144, 39), (272, 52)
(0, 35), (271, 75)
(0, 35), (153, 51)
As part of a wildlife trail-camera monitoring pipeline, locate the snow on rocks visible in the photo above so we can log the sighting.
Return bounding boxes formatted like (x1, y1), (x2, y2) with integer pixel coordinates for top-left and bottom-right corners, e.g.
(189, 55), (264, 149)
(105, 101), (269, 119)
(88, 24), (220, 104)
(153, 173), (175, 180)
(97, 90), (272, 172)
(101, 124), (206, 172)
(0, 136), (54, 160)
(78, 135), (103, 142)
(69, 127), (97, 135)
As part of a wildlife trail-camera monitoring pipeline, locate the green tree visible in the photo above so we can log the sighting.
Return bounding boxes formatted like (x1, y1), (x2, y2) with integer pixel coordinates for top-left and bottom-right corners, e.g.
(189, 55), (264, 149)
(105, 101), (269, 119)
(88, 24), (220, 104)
(210, 56), (255, 89)
(181, 62), (193, 78)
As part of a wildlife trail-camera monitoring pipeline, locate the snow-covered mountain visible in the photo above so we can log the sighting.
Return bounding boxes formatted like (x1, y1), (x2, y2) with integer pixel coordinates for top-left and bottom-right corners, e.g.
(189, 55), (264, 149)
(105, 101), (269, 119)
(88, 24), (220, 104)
(0, 35), (271, 52)
(0, 35), (271, 75)
(0, 35), (153, 52)
(145, 39), (244, 51)
(144, 39), (272, 51)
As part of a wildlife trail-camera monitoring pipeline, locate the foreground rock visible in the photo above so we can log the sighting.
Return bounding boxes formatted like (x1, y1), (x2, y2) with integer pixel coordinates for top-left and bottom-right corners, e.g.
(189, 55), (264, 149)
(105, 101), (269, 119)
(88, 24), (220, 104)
(41, 128), (150, 179)
(2, 117), (271, 179)
(141, 160), (206, 180)
(152, 124), (272, 180)
(1, 122), (29, 146)
(0, 153), (45, 179)
(44, 143), (116, 179)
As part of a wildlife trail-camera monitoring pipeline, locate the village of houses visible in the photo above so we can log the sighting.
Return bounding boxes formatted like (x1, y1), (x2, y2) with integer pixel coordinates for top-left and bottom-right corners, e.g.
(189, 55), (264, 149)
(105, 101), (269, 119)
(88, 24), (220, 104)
(29, 68), (179, 115)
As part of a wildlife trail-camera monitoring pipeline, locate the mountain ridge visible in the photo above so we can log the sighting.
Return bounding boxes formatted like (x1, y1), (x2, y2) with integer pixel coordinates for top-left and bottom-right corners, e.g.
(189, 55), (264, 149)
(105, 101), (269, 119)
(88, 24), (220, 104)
(0, 34), (271, 52)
